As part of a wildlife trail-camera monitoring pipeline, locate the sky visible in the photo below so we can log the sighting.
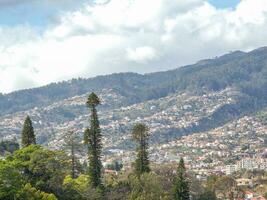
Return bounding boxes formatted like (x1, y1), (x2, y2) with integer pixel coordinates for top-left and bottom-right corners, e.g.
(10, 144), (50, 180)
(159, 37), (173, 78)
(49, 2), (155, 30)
(0, 0), (267, 93)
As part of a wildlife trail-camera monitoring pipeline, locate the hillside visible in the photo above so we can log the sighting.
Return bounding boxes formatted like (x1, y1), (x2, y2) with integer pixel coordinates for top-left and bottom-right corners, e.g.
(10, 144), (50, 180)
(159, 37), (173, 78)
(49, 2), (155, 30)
(0, 47), (267, 156)
(1, 47), (267, 115)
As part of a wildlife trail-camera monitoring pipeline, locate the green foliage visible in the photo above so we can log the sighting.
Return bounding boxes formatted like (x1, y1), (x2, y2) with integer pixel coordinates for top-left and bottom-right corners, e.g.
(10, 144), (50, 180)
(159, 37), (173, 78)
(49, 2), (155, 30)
(63, 175), (102, 200)
(213, 176), (237, 199)
(0, 160), (24, 199)
(28, 148), (68, 194)
(85, 92), (103, 188)
(8, 145), (69, 198)
(10, 144), (41, 171)
(106, 160), (123, 171)
(63, 174), (90, 192)
(128, 173), (165, 200)
(173, 158), (190, 200)
(0, 139), (19, 156)
(21, 116), (36, 147)
(206, 175), (218, 191)
(104, 170), (132, 199)
(132, 123), (150, 176)
(203, 157), (213, 164)
(197, 190), (217, 200)
(86, 92), (101, 107)
(16, 183), (57, 200)
(63, 130), (83, 178)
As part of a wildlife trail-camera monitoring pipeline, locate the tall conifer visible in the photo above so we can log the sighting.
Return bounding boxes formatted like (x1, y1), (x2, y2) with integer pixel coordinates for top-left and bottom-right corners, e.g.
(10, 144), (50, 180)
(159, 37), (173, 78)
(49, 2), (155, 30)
(21, 116), (36, 147)
(173, 158), (190, 200)
(132, 123), (150, 176)
(84, 92), (102, 188)
(63, 130), (82, 179)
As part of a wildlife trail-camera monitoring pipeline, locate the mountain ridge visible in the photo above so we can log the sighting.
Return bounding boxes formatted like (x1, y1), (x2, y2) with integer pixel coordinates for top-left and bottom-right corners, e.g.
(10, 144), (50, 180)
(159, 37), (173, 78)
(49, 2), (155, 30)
(1, 46), (267, 116)
(0, 46), (267, 152)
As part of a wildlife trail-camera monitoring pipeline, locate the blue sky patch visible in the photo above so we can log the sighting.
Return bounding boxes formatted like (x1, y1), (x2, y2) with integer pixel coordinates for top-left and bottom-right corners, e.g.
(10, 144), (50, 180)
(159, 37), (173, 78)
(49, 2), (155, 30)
(207, 0), (241, 9)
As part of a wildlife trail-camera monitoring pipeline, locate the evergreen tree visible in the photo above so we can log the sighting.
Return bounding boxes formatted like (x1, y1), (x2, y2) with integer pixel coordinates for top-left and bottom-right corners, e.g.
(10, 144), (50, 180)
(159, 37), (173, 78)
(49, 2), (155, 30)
(173, 158), (190, 200)
(21, 116), (36, 147)
(84, 92), (102, 188)
(63, 130), (82, 179)
(132, 123), (150, 176)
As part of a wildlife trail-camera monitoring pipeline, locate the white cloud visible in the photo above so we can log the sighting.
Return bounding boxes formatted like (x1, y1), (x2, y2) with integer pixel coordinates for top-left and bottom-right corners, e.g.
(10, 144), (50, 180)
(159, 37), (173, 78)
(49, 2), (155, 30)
(1, 0), (267, 93)
(126, 46), (157, 63)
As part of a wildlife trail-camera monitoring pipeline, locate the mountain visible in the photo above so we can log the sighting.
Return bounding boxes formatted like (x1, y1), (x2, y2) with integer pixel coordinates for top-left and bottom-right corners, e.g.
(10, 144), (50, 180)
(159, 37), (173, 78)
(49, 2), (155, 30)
(0, 47), (267, 154)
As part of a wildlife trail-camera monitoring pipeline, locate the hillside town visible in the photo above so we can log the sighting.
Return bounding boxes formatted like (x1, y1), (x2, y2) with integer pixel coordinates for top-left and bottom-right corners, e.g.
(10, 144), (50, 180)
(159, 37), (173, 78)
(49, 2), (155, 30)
(1, 88), (266, 199)
(1, 88), (266, 169)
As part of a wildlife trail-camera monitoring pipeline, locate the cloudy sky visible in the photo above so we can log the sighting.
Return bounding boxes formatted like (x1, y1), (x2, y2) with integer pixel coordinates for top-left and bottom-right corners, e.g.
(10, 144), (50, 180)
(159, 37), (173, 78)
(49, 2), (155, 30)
(0, 0), (267, 93)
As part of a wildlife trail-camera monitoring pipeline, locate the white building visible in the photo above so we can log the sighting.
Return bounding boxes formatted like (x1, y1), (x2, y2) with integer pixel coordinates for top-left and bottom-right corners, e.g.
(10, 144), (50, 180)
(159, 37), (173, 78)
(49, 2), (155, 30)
(225, 165), (237, 175)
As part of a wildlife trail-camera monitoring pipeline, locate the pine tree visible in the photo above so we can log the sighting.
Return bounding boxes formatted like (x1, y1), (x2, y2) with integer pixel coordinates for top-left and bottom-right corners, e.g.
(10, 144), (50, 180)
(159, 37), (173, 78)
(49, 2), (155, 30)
(132, 123), (150, 176)
(173, 158), (190, 200)
(63, 130), (82, 179)
(84, 92), (102, 188)
(21, 116), (36, 147)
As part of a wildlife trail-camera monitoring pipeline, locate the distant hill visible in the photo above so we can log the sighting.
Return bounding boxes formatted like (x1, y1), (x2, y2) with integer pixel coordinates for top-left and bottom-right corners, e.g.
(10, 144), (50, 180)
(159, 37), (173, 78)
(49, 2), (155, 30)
(0, 46), (267, 150)
(1, 47), (267, 116)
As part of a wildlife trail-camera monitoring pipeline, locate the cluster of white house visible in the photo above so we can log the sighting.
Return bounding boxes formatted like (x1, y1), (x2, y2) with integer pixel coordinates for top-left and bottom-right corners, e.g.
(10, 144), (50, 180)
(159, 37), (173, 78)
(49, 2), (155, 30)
(225, 157), (267, 175)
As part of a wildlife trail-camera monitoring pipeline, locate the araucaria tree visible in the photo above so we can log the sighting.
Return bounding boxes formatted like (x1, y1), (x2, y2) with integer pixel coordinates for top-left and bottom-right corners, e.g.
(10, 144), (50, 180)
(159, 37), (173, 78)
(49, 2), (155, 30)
(63, 130), (82, 179)
(173, 158), (190, 200)
(84, 92), (102, 188)
(21, 116), (36, 147)
(132, 123), (150, 176)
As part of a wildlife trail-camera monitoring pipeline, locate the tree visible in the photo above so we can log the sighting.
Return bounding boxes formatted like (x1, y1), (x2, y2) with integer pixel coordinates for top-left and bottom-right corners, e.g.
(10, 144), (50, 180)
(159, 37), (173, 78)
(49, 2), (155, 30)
(84, 92), (103, 188)
(16, 183), (58, 200)
(0, 139), (19, 156)
(63, 130), (83, 179)
(132, 123), (150, 176)
(21, 116), (36, 147)
(128, 173), (165, 200)
(173, 158), (190, 200)
(10, 145), (69, 199)
(197, 190), (217, 200)
(63, 175), (102, 200)
(28, 148), (69, 195)
(214, 176), (237, 200)
(106, 160), (123, 172)
(0, 160), (24, 199)
(206, 175), (218, 191)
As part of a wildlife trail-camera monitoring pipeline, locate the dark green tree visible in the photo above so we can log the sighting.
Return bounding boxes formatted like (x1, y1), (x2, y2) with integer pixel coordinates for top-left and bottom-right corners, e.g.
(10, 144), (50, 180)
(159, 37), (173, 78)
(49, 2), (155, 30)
(0, 139), (19, 156)
(21, 116), (36, 147)
(84, 92), (102, 188)
(173, 158), (190, 200)
(132, 123), (150, 176)
(197, 189), (217, 200)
